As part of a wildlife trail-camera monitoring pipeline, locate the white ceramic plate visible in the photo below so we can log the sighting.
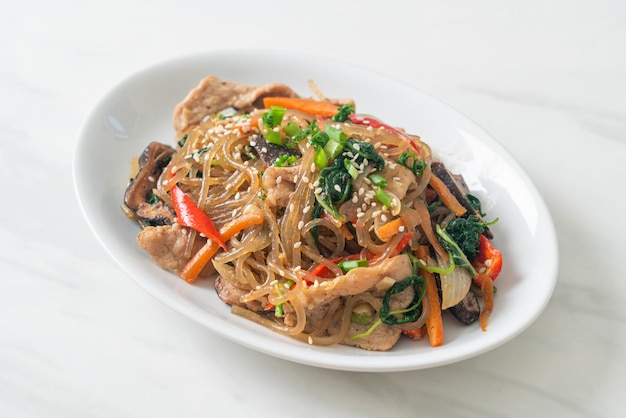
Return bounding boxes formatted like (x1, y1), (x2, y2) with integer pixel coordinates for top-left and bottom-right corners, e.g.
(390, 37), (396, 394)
(73, 50), (558, 372)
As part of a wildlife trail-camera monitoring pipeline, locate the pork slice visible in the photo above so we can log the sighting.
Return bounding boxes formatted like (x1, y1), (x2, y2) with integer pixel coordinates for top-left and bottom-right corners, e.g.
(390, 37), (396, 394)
(137, 223), (212, 277)
(303, 254), (412, 307)
(342, 321), (402, 351)
(261, 165), (300, 208)
(381, 163), (416, 201)
(173, 75), (299, 132)
(214, 276), (263, 312)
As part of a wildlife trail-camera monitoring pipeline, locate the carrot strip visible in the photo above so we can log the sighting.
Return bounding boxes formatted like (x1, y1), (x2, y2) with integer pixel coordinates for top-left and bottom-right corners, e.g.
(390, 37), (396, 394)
(180, 240), (220, 283)
(477, 272), (494, 332)
(180, 213), (264, 283)
(262, 97), (339, 117)
(417, 245), (444, 347)
(428, 174), (467, 217)
(376, 218), (406, 241)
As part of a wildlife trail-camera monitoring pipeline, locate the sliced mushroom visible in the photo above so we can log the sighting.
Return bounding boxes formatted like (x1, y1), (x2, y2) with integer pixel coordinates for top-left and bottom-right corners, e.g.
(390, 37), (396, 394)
(448, 290), (481, 325)
(124, 142), (175, 223)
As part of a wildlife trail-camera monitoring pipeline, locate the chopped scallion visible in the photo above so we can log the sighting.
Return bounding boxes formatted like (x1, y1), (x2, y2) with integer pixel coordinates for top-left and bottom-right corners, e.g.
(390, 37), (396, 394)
(344, 159), (359, 179)
(375, 186), (392, 208)
(262, 106), (286, 128)
(325, 125), (347, 144)
(338, 259), (369, 273)
(324, 138), (344, 160)
(369, 173), (388, 187)
(283, 121), (302, 137)
(266, 130), (283, 146)
(314, 147), (329, 169)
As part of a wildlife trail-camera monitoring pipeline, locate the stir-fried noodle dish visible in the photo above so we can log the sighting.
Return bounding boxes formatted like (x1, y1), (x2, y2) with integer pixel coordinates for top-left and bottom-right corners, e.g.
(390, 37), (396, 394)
(123, 76), (503, 351)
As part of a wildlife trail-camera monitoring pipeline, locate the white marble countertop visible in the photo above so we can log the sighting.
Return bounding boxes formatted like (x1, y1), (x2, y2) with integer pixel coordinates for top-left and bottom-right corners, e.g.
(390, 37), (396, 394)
(2, 1), (625, 416)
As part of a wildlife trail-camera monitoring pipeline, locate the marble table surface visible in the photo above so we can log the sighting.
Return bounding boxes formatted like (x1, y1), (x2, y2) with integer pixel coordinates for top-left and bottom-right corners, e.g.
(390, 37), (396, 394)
(2, 1), (625, 416)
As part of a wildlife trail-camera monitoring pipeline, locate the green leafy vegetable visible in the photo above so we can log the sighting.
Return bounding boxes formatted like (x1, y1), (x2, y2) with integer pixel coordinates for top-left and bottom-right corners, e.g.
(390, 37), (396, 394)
(177, 134), (188, 148)
(436, 224), (478, 277)
(331, 104), (354, 122)
(344, 139), (385, 170)
(466, 194), (486, 216)
(444, 215), (497, 261)
(397, 152), (426, 176)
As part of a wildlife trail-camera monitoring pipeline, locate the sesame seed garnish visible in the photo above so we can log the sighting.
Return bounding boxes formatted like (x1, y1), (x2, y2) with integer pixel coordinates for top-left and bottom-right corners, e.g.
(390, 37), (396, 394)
(314, 187), (323, 194)
(276, 176), (283, 184)
(356, 212), (365, 218)
(308, 336), (313, 345)
(303, 205), (310, 214)
(381, 214), (388, 222)
(399, 226), (405, 232)
(485, 259), (493, 267)
(352, 195), (359, 203)
(147, 176), (155, 182)
(311, 163), (316, 173)
(358, 187), (365, 196)
(294, 241), (302, 248)
(289, 203), (295, 212)
(298, 221), (304, 230)
(372, 210), (382, 218)
(333, 184), (342, 193)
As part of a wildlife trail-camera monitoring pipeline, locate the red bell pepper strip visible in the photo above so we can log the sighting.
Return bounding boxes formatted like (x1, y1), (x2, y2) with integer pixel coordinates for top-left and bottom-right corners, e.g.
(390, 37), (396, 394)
(170, 184), (227, 251)
(472, 234), (502, 284)
(349, 114), (422, 153)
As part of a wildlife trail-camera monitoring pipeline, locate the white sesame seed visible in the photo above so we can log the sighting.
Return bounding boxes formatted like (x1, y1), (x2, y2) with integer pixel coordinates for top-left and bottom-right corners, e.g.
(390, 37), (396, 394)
(294, 241), (302, 248)
(372, 210), (382, 218)
(358, 187), (365, 196)
(302, 176), (310, 183)
(250, 140), (257, 146)
(393, 176), (402, 183)
(371, 202), (377, 207)
(333, 184), (341, 192)
(298, 221), (304, 230)
(147, 176), (155, 182)
(356, 212), (365, 218)
(261, 147), (268, 153)
(381, 214), (388, 222)
(399, 226), (405, 232)
(485, 259), (493, 267)
(352, 195), (359, 203)
(308, 336), (313, 345)
(311, 163), (316, 173)
(314, 187), (323, 194)
(303, 205), (310, 214)
(289, 203), (295, 212)
(276, 176), (283, 184)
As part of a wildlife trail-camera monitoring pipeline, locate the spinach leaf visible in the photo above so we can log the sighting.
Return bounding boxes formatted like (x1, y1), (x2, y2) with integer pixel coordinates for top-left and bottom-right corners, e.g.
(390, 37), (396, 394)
(444, 215), (486, 261)
(436, 224), (478, 277)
